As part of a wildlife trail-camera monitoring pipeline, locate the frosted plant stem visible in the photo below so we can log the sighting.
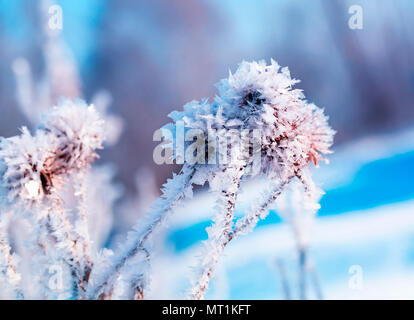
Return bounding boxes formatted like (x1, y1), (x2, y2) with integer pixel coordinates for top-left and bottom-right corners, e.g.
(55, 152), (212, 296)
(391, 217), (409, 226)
(32, 218), (55, 298)
(75, 170), (93, 284)
(124, 247), (150, 299)
(275, 258), (291, 300)
(298, 246), (307, 300)
(0, 213), (23, 299)
(191, 174), (294, 300)
(89, 165), (196, 300)
(228, 176), (293, 243)
(309, 259), (323, 300)
(294, 172), (321, 299)
(47, 197), (85, 297)
(191, 166), (244, 300)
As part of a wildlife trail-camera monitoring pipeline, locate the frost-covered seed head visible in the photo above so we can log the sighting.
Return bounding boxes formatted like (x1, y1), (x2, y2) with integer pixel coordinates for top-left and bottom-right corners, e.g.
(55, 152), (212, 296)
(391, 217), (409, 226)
(216, 60), (335, 179)
(0, 99), (105, 209)
(41, 99), (105, 173)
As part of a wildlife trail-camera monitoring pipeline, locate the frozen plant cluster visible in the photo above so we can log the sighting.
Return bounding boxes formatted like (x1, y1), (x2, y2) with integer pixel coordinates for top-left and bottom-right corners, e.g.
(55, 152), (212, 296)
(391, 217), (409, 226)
(0, 54), (334, 299)
(89, 60), (334, 300)
(0, 100), (105, 298)
(166, 60), (335, 299)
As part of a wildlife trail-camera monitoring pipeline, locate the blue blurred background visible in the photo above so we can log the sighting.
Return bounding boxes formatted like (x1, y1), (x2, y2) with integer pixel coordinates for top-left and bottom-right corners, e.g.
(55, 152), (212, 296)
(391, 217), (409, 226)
(1, 0), (414, 299)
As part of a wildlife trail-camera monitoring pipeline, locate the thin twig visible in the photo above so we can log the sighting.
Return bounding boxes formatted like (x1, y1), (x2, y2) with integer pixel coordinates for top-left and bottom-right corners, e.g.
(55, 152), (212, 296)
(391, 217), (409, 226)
(191, 166), (244, 299)
(298, 247), (307, 300)
(227, 176), (293, 244)
(89, 165), (196, 299)
(308, 260), (323, 300)
(75, 169), (93, 284)
(275, 258), (291, 300)
(192, 172), (294, 300)
(46, 196), (85, 297)
(0, 213), (24, 299)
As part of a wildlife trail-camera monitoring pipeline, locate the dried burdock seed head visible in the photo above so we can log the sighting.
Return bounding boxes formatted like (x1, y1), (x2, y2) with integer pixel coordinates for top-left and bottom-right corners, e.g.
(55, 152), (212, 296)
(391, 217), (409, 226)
(0, 99), (105, 210)
(0, 128), (55, 206)
(216, 60), (335, 180)
(42, 99), (105, 171)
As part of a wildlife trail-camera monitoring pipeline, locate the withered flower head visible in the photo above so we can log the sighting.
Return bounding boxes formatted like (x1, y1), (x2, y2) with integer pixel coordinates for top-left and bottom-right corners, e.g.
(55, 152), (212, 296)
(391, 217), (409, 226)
(0, 99), (105, 209)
